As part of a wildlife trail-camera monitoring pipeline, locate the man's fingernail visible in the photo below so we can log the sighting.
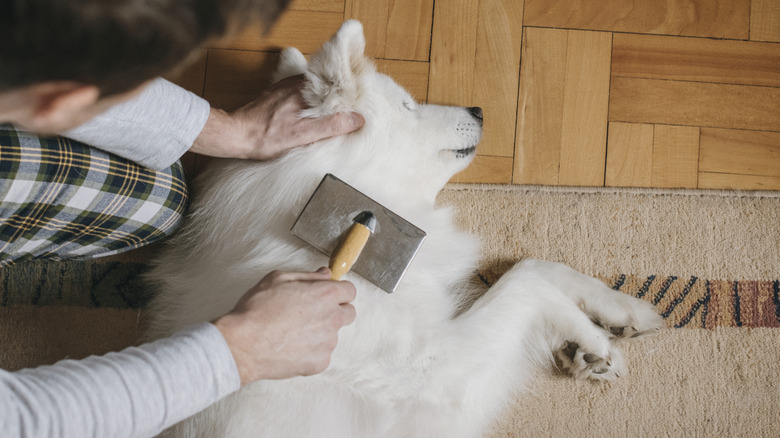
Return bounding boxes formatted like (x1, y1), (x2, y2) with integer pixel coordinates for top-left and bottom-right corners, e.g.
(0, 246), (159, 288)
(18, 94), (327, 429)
(348, 112), (364, 129)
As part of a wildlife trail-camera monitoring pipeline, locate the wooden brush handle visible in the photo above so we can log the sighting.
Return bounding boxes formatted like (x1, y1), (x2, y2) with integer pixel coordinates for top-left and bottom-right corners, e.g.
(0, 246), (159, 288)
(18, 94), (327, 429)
(329, 222), (372, 280)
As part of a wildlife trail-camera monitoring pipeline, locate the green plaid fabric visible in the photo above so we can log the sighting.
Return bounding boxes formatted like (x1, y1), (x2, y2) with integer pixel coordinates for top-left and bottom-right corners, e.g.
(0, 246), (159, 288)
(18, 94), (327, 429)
(0, 124), (188, 267)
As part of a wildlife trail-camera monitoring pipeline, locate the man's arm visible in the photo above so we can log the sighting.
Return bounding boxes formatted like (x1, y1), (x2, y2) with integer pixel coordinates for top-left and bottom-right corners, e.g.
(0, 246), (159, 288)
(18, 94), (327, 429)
(0, 269), (355, 438)
(1, 323), (239, 438)
(64, 78), (363, 170)
(63, 78), (210, 170)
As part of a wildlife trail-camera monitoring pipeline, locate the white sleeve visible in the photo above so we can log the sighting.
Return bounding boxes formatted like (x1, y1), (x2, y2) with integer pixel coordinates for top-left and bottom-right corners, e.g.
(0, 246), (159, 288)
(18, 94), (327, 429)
(64, 78), (211, 170)
(0, 323), (240, 438)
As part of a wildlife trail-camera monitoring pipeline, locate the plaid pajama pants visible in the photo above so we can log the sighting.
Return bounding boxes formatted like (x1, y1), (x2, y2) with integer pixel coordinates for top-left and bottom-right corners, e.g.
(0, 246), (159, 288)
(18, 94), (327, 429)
(0, 124), (188, 267)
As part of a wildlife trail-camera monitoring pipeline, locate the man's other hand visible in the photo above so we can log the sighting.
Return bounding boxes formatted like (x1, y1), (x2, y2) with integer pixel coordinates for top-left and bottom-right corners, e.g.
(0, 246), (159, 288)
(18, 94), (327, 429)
(190, 76), (364, 160)
(213, 268), (357, 385)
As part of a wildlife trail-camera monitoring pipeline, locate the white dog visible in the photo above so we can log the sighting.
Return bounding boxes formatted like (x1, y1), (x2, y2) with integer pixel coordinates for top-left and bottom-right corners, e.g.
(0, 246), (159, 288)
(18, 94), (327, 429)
(146, 20), (663, 438)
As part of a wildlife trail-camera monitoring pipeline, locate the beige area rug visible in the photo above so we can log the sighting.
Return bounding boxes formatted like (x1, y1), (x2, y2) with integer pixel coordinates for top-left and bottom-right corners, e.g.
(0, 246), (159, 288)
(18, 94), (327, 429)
(1, 184), (779, 437)
(437, 185), (780, 437)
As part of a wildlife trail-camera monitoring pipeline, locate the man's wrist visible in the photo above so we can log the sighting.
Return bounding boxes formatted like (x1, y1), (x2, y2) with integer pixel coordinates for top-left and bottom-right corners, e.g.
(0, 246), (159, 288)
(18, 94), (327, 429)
(189, 107), (250, 159)
(213, 313), (254, 385)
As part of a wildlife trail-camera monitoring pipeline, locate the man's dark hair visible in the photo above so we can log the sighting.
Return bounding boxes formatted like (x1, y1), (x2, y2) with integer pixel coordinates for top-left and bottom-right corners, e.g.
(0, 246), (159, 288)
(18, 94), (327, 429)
(1, 0), (290, 95)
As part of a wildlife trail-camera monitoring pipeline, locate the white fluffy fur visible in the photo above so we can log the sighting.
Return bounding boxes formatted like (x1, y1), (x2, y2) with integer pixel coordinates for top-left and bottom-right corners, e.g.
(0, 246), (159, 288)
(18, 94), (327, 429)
(146, 21), (663, 438)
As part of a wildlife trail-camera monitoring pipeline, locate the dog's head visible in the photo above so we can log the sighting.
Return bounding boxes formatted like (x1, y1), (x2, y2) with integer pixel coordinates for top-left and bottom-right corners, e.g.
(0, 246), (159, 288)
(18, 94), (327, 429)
(274, 20), (482, 207)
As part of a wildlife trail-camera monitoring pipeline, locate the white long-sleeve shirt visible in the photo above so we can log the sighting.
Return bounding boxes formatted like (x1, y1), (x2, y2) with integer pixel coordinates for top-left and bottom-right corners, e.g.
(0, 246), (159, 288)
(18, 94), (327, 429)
(0, 323), (240, 437)
(2, 80), (241, 437)
(65, 78), (211, 170)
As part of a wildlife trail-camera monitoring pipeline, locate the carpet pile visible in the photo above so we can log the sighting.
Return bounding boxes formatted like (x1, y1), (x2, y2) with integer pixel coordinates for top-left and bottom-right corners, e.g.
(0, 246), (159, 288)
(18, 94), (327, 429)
(1, 184), (778, 437)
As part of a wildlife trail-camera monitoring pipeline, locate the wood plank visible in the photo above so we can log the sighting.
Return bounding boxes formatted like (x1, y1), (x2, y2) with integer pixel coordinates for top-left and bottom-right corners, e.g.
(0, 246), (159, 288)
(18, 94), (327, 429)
(375, 59), (429, 102)
(345, 0), (433, 61)
(751, 0), (780, 42)
(211, 11), (343, 53)
(609, 77), (780, 132)
(450, 155), (513, 184)
(429, 0), (479, 107)
(699, 128), (780, 177)
(514, 28), (611, 186)
(651, 125), (700, 189)
(514, 27), (567, 185)
(164, 50), (207, 96)
(385, 0), (434, 61)
(612, 33), (780, 87)
(698, 172), (780, 190)
(203, 49), (280, 111)
(524, 0), (750, 39)
(557, 30), (612, 187)
(605, 122), (654, 187)
(289, 0), (344, 12)
(473, 0), (524, 158)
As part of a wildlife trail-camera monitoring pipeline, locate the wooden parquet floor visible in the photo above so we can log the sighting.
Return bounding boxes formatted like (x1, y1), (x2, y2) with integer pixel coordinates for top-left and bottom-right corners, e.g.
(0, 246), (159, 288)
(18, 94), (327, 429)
(168, 0), (780, 191)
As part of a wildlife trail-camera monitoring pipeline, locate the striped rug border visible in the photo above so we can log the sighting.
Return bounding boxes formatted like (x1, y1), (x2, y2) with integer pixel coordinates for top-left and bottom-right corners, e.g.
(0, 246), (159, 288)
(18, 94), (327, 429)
(1, 261), (778, 328)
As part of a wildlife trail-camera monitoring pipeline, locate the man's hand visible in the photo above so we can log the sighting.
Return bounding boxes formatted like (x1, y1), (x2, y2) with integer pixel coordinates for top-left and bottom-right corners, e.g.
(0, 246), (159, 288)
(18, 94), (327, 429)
(212, 268), (357, 385)
(190, 75), (364, 160)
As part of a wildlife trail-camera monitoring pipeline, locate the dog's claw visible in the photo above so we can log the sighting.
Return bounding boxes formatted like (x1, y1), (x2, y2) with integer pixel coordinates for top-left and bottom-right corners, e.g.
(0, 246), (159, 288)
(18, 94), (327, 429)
(583, 353), (599, 363)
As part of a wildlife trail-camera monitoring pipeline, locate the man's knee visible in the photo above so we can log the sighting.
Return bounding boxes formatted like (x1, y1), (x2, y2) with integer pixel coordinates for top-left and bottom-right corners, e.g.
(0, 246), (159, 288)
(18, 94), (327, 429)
(1, 127), (189, 266)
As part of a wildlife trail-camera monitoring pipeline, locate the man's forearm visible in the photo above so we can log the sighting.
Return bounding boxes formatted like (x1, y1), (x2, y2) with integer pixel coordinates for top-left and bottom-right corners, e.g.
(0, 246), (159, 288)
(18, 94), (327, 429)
(1, 323), (240, 438)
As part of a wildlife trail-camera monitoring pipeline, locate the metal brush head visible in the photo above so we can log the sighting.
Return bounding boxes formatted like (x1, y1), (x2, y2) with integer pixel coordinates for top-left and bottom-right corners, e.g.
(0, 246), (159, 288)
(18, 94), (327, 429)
(291, 174), (426, 293)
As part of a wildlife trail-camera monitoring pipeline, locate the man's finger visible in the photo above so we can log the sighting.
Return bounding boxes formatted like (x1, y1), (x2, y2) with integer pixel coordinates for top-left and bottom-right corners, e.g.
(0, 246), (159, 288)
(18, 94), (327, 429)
(340, 303), (357, 326)
(333, 281), (357, 304)
(337, 112), (365, 135)
(266, 269), (332, 283)
(298, 111), (364, 145)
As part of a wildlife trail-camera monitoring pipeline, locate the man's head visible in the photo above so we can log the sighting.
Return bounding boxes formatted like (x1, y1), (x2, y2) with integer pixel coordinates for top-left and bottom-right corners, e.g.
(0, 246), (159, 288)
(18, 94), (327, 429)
(0, 0), (290, 132)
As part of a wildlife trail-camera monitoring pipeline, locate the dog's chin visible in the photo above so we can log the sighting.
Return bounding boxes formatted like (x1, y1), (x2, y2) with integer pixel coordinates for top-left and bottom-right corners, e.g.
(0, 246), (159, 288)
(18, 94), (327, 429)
(431, 146), (478, 186)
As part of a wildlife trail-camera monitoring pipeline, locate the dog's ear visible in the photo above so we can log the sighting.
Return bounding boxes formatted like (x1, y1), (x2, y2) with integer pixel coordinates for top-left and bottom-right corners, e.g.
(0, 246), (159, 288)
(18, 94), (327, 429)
(301, 20), (373, 113)
(272, 48), (308, 83)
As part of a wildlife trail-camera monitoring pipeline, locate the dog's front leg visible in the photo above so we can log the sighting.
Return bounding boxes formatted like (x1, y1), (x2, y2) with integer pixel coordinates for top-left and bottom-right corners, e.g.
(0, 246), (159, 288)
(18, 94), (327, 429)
(413, 258), (663, 437)
(402, 263), (554, 438)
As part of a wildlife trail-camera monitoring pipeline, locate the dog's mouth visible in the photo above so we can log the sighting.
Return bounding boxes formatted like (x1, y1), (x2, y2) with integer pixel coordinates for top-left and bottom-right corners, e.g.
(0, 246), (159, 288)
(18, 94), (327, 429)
(452, 146), (477, 158)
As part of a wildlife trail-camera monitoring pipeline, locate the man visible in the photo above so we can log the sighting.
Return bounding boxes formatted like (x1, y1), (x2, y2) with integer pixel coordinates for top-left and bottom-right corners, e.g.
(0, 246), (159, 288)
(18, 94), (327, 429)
(0, 1), (362, 436)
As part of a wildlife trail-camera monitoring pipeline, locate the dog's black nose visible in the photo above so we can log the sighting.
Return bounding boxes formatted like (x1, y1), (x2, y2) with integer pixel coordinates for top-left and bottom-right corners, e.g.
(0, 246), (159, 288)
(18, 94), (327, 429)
(467, 107), (483, 124)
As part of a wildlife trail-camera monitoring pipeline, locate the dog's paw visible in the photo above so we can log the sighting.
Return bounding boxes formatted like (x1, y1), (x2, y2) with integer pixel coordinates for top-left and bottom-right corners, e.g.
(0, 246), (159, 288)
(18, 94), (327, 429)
(572, 277), (665, 342)
(555, 340), (626, 382)
(581, 291), (664, 342)
(517, 260), (665, 339)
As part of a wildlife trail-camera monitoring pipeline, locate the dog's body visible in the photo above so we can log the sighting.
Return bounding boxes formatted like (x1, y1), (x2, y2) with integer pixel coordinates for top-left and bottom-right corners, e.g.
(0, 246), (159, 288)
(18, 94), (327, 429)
(146, 21), (663, 438)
